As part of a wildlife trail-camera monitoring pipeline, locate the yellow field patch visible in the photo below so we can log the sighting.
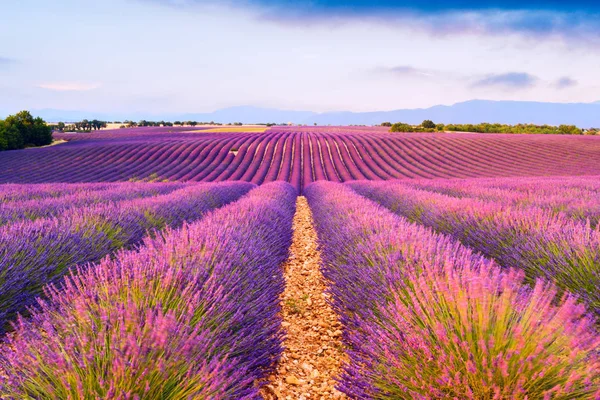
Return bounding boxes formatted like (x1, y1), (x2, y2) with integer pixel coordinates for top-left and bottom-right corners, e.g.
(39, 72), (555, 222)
(189, 127), (269, 133)
(30, 139), (68, 149)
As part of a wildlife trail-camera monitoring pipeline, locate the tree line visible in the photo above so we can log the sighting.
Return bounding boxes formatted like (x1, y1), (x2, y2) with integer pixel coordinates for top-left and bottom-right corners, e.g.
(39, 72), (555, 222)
(0, 111), (53, 151)
(383, 120), (598, 135)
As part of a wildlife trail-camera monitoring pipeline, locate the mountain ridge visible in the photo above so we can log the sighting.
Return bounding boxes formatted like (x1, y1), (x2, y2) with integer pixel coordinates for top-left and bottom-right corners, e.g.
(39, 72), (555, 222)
(3, 100), (600, 127)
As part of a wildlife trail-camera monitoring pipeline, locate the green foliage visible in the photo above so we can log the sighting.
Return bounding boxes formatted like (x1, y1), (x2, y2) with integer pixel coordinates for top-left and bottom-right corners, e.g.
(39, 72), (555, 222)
(442, 122), (584, 135)
(68, 119), (107, 132)
(380, 122), (392, 127)
(390, 123), (414, 132)
(388, 121), (588, 135)
(558, 124), (583, 135)
(0, 111), (52, 151)
(421, 120), (436, 129)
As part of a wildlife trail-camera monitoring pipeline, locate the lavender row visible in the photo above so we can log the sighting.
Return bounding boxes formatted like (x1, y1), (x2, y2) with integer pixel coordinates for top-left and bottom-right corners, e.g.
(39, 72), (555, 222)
(0, 182), (122, 203)
(0, 182), (186, 226)
(0, 182), (296, 399)
(348, 180), (600, 317)
(407, 176), (600, 227)
(0, 182), (254, 333)
(305, 181), (599, 399)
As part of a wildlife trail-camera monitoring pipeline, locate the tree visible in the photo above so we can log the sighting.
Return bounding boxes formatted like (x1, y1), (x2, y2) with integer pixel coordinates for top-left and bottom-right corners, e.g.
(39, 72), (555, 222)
(0, 111), (52, 150)
(381, 122), (392, 127)
(558, 125), (582, 135)
(0, 121), (23, 150)
(57, 122), (65, 132)
(390, 122), (413, 132)
(422, 120), (436, 129)
(4, 111), (52, 147)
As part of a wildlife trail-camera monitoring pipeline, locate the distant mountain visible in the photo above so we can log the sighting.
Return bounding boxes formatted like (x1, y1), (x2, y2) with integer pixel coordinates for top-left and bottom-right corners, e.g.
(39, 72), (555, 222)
(4, 106), (318, 125)
(307, 100), (600, 126)
(4, 100), (600, 127)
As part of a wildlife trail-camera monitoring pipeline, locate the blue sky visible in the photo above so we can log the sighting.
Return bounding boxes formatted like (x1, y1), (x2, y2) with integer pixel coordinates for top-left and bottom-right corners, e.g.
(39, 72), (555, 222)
(1, 0), (599, 116)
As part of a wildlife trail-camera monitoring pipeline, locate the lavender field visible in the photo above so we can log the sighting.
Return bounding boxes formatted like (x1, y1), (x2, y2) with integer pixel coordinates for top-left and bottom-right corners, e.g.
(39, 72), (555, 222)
(1, 127), (600, 191)
(0, 127), (599, 399)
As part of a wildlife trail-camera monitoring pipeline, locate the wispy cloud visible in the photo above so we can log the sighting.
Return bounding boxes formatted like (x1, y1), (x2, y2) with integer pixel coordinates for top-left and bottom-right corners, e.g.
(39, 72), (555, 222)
(472, 72), (538, 89)
(374, 65), (435, 78)
(37, 82), (101, 92)
(555, 76), (577, 89)
(0, 56), (16, 68)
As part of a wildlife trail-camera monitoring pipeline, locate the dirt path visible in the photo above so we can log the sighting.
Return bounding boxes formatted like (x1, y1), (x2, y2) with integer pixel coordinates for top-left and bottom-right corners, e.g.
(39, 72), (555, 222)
(262, 197), (346, 400)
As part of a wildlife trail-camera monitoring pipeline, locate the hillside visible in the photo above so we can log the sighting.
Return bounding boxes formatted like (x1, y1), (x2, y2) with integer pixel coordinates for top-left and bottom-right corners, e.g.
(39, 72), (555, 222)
(1, 126), (599, 191)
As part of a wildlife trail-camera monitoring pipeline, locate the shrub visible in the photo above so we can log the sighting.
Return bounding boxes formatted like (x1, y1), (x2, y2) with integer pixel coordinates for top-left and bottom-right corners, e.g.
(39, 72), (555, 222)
(390, 122), (413, 132)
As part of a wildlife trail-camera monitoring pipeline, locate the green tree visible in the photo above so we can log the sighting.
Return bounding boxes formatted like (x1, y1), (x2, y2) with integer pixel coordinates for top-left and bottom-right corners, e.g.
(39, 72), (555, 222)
(422, 120), (436, 129)
(558, 125), (582, 135)
(0, 121), (22, 150)
(3, 111), (52, 147)
(0, 111), (52, 150)
(390, 122), (413, 132)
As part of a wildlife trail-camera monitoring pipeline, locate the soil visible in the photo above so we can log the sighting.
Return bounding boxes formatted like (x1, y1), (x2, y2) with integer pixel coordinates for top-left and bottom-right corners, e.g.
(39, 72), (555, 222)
(261, 197), (347, 400)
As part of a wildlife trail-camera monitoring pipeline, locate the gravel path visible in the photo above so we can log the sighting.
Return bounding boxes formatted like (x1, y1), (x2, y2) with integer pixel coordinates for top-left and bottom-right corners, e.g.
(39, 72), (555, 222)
(262, 196), (346, 400)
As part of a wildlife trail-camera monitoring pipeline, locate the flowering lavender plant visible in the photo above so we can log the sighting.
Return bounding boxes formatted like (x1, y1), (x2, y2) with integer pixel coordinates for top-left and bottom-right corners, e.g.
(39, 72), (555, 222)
(349, 180), (600, 317)
(0, 182), (253, 332)
(0, 182), (296, 399)
(306, 181), (599, 399)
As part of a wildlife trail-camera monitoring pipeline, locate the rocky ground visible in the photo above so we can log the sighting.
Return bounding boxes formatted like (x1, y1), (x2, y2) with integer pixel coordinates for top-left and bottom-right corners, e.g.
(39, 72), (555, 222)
(261, 197), (347, 400)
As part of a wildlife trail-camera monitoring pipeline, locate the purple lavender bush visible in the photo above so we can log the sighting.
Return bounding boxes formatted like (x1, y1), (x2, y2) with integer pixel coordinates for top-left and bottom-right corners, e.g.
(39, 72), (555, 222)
(349, 180), (600, 317)
(0, 182), (296, 399)
(305, 181), (599, 399)
(0, 182), (185, 226)
(0, 182), (116, 203)
(0, 182), (253, 333)
(406, 176), (600, 227)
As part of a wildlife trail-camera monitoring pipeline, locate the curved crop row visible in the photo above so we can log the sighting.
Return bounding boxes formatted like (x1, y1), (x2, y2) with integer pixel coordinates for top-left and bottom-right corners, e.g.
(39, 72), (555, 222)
(2, 129), (600, 191)
(0, 182), (296, 399)
(407, 176), (600, 227)
(0, 182), (120, 203)
(305, 181), (599, 399)
(0, 182), (254, 332)
(348, 180), (600, 317)
(0, 182), (185, 226)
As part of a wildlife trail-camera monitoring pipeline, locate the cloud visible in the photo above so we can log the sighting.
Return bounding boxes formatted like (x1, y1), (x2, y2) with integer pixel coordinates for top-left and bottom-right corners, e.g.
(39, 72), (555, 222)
(555, 76), (577, 89)
(151, 0), (600, 13)
(375, 65), (435, 78)
(145, 1), (600, 41)
(0, 57), (16, 67)
(472, 72), (538, 89)
(37, 82), (102, 92)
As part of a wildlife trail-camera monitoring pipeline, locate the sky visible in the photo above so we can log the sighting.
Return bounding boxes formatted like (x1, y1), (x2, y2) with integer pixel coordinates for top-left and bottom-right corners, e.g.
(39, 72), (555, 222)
(1, 0), (599, 115)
